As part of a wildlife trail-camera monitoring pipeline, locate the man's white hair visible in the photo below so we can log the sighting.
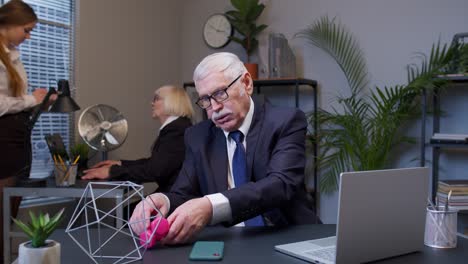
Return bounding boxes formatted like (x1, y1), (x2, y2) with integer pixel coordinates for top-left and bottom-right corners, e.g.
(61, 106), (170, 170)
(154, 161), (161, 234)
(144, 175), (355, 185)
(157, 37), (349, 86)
(193, 52), (247, 85)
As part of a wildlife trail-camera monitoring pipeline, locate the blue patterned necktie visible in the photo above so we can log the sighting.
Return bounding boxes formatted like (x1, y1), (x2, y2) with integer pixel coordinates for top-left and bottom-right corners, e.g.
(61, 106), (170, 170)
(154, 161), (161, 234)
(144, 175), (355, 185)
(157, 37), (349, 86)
(229, 130), (265, 226)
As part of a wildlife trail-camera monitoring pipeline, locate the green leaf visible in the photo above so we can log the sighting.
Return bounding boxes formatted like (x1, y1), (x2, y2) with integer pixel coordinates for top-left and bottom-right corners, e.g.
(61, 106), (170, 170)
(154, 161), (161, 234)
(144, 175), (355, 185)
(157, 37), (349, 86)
(246, 4), (265, 21)
(231, 0), (246, 12)
(39, 213), (45, 227)
(43, 213), (50, 225)
(29, 211), (39, 229)
(229, 36), (244, 45)
(225, 11), (242, 22)
(12, 218), (34, 238)
(252, 24), (268, 36)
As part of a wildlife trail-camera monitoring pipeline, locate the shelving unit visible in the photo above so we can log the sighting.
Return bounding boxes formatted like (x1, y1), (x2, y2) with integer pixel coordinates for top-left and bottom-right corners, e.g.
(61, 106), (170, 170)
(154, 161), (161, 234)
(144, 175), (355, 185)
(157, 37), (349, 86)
(183, 78), (319, 212)
(420, 75), (468, 200)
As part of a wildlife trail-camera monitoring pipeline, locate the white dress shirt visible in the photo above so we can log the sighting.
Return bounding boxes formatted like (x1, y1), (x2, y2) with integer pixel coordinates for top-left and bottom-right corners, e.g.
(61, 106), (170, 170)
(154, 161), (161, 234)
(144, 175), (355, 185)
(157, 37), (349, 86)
(160, 116), (179, 131)
(205, 97), (255, 226)
(0, 45), (36, 117)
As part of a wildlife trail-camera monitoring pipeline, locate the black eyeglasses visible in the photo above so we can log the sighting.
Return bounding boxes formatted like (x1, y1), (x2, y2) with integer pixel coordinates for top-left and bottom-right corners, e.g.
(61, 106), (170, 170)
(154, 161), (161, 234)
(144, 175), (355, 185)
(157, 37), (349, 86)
(195, 74), (242, 109)
(152, 94), (162, 103)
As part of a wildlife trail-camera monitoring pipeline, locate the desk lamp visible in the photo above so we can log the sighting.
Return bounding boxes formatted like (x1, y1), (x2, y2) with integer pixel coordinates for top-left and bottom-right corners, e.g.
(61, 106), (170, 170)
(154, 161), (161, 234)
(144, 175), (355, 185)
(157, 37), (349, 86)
(22, 80), (81, 185)
(50, 79), (80, 113)
(28, 79), (80, 129)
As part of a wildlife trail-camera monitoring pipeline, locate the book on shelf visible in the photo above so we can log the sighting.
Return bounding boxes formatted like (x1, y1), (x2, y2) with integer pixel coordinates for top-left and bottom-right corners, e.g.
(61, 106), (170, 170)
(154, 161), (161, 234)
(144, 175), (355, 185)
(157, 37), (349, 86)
(436, 74), (468, 78)
(437, 192), (468, 201)
(431, 133), (468, 144)
(438, 179), (468, 193)
(437, 180), (468, 211)
(436, 200), (468, 211)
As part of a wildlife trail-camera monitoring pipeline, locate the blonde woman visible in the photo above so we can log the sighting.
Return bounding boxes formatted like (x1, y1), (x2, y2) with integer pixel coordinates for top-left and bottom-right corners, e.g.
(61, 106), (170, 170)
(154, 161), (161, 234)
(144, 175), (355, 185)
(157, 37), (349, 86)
(83, 85), (194, 192)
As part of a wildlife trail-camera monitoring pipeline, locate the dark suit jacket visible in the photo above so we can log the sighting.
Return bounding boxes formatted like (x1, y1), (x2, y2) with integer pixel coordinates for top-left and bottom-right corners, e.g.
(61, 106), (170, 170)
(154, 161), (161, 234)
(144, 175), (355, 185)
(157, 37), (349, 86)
(165, 97), (319, 226)
(110, 116), (192, 192)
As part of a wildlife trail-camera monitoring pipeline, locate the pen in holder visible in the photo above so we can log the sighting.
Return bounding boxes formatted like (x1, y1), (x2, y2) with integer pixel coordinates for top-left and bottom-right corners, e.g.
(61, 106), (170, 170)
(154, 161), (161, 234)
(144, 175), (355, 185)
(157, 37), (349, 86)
(424, 205), (458, 248)
(53, 155), (79, 187)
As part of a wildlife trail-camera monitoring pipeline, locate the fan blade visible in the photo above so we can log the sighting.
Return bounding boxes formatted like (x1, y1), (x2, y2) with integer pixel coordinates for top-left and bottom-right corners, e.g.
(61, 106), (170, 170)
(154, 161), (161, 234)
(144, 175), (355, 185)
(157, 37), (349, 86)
(107, 120), (128, 145)
(105, 132), (119, 145)
(108, 113), (125, 123)
(84, 111), (102, 126)
(96, 107), (106, 122)
(87, 132), (106, 152)
(110, 119), (126, 126)
(83, 125), (101, 142)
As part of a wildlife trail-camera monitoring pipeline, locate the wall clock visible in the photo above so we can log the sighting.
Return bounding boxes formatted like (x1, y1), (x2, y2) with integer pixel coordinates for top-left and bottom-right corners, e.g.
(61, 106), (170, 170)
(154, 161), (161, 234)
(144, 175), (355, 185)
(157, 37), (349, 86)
(203, 14), (233, 49)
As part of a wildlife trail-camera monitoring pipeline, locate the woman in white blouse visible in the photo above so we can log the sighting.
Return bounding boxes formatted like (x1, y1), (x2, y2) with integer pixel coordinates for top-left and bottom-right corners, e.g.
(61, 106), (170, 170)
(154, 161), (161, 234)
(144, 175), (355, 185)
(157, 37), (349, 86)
(0, 1), (56, 259)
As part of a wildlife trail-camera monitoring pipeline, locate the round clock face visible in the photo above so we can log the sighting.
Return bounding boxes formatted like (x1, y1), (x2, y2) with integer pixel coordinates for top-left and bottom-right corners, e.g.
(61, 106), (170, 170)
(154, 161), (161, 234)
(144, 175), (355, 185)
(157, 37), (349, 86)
(203, 14), (232, 49)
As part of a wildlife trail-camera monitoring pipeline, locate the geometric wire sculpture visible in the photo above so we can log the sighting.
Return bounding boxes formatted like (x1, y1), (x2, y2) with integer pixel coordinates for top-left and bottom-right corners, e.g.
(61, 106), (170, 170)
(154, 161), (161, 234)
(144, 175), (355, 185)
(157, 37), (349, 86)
(65, 181), (164, 264)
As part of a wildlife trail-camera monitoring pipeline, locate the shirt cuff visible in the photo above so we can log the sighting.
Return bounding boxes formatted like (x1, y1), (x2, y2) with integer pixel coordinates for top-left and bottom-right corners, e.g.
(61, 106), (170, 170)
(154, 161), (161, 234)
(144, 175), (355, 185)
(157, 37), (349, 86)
(205, 193), (232, 225)
(161, 194), (171, 214)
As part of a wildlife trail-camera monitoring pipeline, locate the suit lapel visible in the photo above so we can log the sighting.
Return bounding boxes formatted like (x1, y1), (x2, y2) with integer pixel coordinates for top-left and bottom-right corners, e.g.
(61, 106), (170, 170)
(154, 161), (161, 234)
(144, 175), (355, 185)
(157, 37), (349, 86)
(210, 126), (228, 190)
(246, 97), (265, 182)
(153, 117), (183, 151)
(153, 118), (173, 151)
(152, 129), (164, 151)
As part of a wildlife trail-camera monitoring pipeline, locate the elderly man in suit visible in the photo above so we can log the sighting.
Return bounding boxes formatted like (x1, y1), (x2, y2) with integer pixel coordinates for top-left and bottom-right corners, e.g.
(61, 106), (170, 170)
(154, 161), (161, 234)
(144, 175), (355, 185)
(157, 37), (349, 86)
(130, 52), (319, 244)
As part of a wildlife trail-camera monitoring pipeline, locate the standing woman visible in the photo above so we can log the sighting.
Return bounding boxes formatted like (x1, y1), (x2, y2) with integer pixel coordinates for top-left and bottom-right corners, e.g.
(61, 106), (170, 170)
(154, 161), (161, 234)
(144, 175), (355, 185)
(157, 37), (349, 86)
(0, 0), (54, 260)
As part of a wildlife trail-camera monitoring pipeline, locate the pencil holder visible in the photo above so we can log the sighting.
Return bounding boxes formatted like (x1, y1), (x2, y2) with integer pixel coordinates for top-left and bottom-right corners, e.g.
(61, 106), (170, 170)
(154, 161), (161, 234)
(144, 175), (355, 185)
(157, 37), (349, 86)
(54, 164), (78, 187)
(424, 206), (458, 248)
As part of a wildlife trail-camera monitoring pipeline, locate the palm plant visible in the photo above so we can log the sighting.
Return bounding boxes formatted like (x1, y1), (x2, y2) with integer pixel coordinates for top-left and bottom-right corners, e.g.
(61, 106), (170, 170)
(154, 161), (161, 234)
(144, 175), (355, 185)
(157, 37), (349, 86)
(296, 16), (458, 193)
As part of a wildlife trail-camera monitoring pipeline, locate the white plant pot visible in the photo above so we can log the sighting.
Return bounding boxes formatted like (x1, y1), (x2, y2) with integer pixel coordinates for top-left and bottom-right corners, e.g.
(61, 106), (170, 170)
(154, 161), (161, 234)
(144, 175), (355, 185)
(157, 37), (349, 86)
(18, 239), (60, 264)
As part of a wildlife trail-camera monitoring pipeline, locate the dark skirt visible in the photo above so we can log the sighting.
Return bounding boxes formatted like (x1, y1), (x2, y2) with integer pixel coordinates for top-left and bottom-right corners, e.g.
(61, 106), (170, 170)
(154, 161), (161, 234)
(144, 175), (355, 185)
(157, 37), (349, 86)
(0, 111), (32, 180)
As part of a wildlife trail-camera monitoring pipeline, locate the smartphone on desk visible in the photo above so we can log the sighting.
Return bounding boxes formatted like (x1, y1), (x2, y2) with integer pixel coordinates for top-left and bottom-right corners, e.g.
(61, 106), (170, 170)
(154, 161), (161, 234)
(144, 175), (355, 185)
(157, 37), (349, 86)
(189, 241), (224, 261)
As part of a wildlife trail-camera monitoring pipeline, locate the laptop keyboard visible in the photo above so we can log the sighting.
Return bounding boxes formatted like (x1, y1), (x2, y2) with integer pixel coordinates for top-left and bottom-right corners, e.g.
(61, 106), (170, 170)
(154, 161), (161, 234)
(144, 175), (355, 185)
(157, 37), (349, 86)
(305, 247), (336, 261)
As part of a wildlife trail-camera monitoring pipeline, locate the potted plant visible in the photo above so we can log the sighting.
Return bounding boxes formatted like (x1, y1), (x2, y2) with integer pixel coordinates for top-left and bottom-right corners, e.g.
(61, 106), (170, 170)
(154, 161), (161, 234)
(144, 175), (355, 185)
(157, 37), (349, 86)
(13, 208), (64, 264)
(296, 16), (461, 193)
(70, 142), (90, 176)
(225, 0), (268, 79)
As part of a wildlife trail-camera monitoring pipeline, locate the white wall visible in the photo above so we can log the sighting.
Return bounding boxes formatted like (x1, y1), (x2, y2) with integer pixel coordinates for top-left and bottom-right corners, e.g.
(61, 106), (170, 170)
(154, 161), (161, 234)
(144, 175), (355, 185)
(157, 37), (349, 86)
(180, 0), (468, 223)
(75, 0), (182, 161)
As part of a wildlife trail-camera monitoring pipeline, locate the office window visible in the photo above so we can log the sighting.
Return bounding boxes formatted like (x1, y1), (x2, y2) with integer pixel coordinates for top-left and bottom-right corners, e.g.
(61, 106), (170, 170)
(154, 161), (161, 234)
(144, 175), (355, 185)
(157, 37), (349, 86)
(3, 0), (76, 178)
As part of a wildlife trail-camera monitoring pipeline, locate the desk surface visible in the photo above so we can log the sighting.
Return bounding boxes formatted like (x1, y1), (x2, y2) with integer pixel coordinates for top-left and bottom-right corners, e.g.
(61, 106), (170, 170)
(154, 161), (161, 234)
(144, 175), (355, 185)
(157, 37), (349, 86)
(51, 225), (468, 264)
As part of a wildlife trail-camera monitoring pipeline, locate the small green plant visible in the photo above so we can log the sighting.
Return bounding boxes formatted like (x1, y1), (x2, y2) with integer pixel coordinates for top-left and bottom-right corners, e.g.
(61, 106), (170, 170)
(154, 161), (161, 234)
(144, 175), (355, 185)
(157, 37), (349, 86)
(12, 208), (64, 248)
(70, 142), (90, 161)
(225, 0), (268, 63)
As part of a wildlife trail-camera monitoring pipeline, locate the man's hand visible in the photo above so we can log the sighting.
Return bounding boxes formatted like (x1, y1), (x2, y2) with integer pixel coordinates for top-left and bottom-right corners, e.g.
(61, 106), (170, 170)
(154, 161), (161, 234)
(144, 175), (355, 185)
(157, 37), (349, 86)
(81, 166), (111, 180)
(162, 197), (212, 245)
(91, 160), (121, 169)
(130, 193), (169, 234)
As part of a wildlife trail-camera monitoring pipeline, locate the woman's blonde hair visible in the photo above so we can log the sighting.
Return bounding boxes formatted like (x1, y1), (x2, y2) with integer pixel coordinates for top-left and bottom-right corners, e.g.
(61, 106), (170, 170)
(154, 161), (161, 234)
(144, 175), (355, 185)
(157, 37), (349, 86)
(158, 85), (194, 119)
(0, 0), (37, 97)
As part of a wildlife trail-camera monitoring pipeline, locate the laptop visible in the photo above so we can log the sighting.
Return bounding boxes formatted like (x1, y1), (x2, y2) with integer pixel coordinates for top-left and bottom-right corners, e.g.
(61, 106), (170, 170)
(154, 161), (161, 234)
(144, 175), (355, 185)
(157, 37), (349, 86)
(275, 167), (429, 264)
